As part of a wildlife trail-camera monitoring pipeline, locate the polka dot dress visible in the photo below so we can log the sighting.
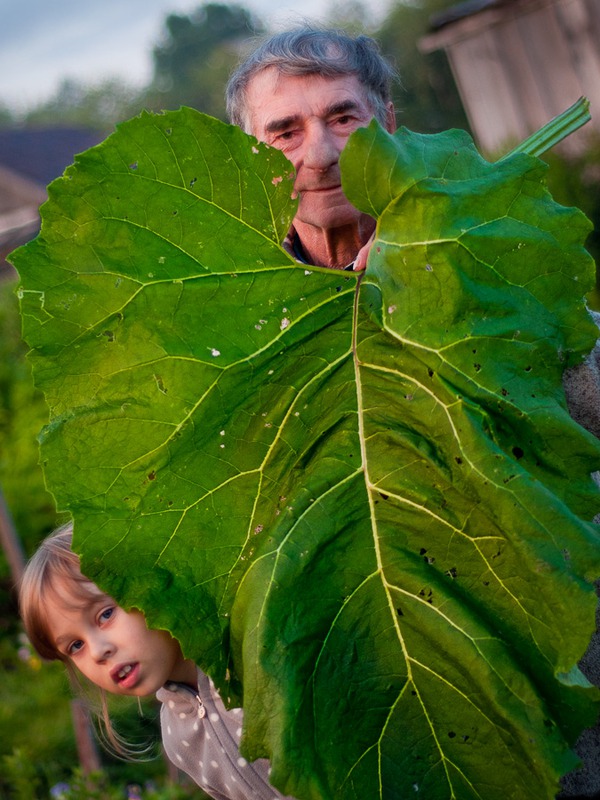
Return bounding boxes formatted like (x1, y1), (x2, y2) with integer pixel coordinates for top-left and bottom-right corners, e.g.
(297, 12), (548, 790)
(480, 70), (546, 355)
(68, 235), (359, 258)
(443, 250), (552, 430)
(157, 668), (294, 800)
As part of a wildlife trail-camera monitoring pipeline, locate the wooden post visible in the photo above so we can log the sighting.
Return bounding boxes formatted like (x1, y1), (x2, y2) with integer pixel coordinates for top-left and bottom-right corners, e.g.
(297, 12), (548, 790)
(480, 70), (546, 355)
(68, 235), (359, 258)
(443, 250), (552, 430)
(0, 486), (25, 584)
(70, 698), (102, 774)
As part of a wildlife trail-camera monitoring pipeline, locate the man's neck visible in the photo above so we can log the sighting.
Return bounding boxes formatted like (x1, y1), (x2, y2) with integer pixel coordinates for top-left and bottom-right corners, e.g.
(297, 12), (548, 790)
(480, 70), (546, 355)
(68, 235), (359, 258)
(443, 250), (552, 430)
(293, 217), (375, 270)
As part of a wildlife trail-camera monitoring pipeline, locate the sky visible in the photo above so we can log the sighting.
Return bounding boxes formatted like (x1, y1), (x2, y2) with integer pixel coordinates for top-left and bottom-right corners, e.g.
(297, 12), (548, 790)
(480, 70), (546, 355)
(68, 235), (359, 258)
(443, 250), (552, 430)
(0, 0), (391, 111)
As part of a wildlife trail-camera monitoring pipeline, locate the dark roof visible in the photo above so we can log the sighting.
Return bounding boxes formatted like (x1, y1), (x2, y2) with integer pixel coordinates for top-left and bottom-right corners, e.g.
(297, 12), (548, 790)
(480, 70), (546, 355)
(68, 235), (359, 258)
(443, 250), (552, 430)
(0, 127), (104, 188)
(0, 127), (103, 276)
(429, 0), (503, 30)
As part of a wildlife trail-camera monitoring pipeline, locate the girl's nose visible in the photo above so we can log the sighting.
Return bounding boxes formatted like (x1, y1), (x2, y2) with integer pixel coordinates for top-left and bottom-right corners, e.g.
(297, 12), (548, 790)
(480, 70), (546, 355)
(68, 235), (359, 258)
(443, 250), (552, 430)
(90, 636), (115, 662)
(303, 123), (339, 171)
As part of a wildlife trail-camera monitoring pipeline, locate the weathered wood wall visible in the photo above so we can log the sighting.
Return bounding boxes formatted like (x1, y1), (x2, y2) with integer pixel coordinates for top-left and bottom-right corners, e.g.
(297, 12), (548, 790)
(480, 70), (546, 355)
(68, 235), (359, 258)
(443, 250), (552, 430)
(420, 0), (600, 155)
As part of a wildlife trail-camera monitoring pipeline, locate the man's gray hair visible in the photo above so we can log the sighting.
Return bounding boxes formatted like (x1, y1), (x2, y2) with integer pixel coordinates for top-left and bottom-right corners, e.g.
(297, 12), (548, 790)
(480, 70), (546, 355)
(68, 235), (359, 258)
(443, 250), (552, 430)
(226, 27), (397, 132)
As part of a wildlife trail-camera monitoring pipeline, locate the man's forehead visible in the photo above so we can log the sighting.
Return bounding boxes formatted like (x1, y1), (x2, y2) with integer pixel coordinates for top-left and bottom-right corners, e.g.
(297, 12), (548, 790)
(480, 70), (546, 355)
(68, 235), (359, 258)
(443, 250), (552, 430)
(246, 68), (371, 130)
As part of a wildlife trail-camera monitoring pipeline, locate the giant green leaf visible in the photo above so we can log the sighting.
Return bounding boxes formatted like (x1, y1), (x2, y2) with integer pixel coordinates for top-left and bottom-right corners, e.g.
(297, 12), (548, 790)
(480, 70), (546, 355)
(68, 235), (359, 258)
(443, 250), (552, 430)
(11, 108), (600, 800)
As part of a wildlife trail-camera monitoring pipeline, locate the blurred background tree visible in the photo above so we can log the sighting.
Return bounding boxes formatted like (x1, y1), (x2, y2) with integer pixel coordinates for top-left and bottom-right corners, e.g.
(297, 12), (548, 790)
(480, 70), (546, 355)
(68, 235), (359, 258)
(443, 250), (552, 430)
(144, 3), (264, 120)
(23, 78), (143, 132)
(0, 0), (468, 132)
(376, 0), (468, 133)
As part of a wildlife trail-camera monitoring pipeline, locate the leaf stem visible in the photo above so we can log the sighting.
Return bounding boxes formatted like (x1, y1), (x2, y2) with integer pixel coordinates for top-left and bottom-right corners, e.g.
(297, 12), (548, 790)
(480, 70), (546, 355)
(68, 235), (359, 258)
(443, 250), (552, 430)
(500, 96), (591, 160)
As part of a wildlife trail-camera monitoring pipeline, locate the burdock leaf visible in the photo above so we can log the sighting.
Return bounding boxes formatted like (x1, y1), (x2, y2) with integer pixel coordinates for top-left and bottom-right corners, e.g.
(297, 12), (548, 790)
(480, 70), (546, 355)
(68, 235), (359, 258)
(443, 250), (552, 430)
(11, 110), (600, 800)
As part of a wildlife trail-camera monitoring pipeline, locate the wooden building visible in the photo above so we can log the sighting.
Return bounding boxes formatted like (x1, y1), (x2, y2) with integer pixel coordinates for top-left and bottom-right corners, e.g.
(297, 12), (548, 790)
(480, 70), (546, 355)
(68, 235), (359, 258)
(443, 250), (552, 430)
(0, 127), (102, 276)
(0, 164), (45, 272)
(420, 0), (600, 156)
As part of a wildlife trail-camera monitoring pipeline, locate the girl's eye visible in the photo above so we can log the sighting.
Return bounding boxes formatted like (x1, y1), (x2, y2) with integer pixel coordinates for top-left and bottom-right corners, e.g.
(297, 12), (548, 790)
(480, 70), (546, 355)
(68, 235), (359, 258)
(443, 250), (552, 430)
(68, 640), (84, 656)
(99, 607), (115, 624)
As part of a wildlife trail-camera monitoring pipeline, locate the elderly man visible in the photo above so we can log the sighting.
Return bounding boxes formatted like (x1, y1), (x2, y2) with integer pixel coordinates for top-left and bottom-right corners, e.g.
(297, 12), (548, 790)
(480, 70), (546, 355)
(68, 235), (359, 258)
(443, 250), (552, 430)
(226, 28), (397, 271)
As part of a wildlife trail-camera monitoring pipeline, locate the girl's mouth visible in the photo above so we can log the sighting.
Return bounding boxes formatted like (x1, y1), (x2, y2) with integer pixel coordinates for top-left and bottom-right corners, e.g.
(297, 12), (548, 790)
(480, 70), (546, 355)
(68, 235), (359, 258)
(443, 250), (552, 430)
(112, 662), (140, 689)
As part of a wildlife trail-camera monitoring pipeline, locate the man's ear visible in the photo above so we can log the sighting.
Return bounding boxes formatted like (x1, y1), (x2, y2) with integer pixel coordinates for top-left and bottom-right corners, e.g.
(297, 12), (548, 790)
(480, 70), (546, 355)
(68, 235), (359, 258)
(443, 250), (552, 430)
(385, 101), (396, 134)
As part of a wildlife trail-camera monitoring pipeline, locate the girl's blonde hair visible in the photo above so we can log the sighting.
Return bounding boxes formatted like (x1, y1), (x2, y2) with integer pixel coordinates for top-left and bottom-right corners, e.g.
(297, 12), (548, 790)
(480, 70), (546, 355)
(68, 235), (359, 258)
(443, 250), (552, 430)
(19, 523), (151, 758)
(19, 522), (95, 663)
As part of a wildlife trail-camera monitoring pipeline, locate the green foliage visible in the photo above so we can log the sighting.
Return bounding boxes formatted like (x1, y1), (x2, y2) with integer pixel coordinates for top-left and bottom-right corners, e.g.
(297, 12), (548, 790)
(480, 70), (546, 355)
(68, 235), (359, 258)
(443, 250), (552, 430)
(145, 3), (263, 120)
(11, 109), (600, 799)
(0, 102), (16, 128)
(376, 0), (469, 134)
(1, 759), (206, 800)
(2, 748), (41, 800)
(0, 279), (58, 560)
(0, 640), (77, 795)
(23, 78), (144, 134)
(47, 769), (207, 799)
(541, 135), (600, 302)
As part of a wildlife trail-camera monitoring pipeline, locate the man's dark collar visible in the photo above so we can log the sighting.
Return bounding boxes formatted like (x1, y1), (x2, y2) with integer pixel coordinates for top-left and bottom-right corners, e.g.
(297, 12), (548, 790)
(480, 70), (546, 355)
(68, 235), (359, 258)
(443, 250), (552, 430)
(284, 227), (355, 271)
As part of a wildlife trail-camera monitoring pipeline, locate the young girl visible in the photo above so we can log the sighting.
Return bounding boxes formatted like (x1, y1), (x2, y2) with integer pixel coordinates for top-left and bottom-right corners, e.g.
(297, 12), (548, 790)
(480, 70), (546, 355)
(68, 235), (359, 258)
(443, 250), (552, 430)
(19, 524), (294, 800)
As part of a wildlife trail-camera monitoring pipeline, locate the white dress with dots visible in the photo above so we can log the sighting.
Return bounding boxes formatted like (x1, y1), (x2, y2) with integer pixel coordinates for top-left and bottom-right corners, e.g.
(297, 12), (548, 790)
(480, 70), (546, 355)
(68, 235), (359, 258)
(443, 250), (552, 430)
(157, 668), (294, 800)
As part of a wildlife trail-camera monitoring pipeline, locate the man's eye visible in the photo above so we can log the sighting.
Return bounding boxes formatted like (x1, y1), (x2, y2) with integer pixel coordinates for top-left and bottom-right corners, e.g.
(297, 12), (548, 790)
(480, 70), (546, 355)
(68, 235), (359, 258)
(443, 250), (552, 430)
(276, 130), (296, 142)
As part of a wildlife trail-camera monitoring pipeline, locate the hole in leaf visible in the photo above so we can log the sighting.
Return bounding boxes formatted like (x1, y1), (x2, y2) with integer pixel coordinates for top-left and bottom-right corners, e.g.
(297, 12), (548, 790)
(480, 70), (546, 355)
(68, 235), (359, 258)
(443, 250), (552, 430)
(148, 470), (156, 481)
(129, 162), (138, 170)
(379, 492), (389, 500)
(455, 457), (463, 465)
(396, 607), (404, 616)
(512, 446), (524, 459)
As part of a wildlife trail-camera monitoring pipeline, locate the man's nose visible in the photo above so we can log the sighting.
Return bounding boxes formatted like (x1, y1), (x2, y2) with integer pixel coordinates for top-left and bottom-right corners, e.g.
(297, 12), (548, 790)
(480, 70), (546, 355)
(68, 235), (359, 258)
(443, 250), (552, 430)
(303, 123), (339, 171)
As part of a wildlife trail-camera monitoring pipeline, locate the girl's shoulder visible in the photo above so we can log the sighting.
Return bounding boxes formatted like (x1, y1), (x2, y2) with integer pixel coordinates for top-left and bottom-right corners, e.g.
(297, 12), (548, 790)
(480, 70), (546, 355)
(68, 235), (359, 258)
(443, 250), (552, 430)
(157, 668), (290, 799)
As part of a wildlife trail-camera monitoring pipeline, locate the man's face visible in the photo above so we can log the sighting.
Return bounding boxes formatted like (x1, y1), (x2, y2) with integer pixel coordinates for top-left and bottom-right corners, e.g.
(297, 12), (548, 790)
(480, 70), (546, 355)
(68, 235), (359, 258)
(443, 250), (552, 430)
(245, 68), (382, 231)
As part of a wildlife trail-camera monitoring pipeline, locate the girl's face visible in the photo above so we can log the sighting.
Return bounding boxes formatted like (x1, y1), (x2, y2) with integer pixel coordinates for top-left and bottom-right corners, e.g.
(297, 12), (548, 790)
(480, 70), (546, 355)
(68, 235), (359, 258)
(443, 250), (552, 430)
(45, 576), (196, 696)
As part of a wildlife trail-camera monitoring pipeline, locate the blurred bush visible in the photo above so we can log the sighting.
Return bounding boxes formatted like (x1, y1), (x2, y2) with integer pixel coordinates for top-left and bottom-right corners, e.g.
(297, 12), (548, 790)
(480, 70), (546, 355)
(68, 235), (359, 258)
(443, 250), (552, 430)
(0, 276), (206, 796)
(0, 278), (59, 561)
(542, 136), (600, 309)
